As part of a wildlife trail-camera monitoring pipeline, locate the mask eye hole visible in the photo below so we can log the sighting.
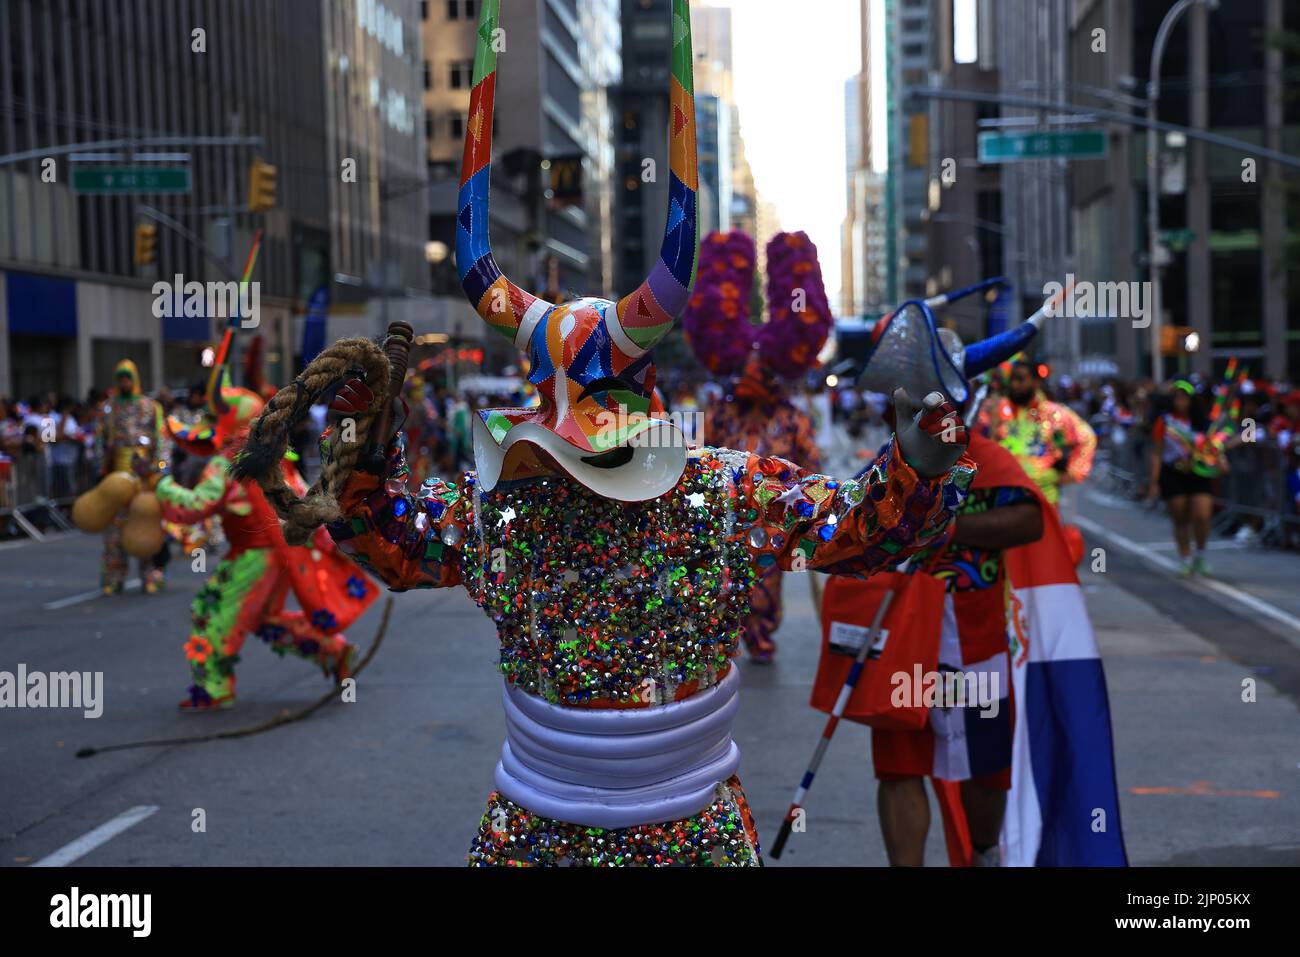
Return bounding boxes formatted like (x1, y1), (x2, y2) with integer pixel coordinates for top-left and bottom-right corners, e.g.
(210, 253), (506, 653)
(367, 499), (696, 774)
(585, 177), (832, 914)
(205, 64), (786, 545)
(577, 376), (635, 408)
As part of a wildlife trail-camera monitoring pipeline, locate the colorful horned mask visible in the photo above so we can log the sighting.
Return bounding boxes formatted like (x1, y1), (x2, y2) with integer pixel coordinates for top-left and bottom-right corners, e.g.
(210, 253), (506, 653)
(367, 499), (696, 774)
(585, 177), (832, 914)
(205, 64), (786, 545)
(167, 370), (265, 458)
(456, 0), (699, 502)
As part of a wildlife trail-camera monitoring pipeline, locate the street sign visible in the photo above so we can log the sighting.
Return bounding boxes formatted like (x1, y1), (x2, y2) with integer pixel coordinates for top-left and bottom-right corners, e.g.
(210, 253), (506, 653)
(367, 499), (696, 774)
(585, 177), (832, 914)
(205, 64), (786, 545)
(1159, 228), (1196, 249)
(977, 129), (1107, 163)
(71, 165), (191, 195)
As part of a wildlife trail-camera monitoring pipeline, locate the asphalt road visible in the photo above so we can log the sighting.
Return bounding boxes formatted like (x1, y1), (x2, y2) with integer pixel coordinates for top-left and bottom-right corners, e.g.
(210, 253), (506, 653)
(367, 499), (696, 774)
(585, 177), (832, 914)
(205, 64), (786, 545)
(0, 479), (1296, 866)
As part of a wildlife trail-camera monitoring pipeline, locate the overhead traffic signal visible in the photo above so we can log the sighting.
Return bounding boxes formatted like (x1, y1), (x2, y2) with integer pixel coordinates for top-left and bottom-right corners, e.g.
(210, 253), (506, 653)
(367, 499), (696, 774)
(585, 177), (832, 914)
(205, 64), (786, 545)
(133, 222), (158, 267)
(1160, 325), (1196, 356)
(248, 158), (278, 212)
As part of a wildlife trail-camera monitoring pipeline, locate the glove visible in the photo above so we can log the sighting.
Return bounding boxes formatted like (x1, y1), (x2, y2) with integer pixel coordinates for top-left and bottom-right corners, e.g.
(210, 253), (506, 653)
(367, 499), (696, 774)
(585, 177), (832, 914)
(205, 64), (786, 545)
(329, 378), (407, 469)
(329, 378), (375, 417)
(893, 388), (969, 478)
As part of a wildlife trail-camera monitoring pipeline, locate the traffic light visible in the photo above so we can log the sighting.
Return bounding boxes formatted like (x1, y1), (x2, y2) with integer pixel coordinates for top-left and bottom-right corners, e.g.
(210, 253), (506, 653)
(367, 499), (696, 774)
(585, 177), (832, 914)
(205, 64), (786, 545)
(1160, 325), (1195, 356)
(133, 222), (158, 267)
(248, 158), (277, 212)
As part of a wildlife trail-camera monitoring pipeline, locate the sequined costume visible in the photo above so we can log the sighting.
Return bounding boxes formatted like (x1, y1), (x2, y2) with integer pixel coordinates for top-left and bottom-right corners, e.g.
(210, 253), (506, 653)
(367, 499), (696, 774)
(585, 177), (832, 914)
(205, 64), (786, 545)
(325, 432), (973, 864)
(703, 368), (820, 662)
(157, 385), (377, 711)
(95, 358), (168, 594)
(312, 0), (974, 867)
(977, 392), (1096, 505)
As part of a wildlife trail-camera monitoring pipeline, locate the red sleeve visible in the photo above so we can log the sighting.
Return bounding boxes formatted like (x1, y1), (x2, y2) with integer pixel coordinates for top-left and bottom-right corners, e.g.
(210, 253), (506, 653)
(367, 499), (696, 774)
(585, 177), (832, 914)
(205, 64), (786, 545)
(1150, 416), (1165, 444)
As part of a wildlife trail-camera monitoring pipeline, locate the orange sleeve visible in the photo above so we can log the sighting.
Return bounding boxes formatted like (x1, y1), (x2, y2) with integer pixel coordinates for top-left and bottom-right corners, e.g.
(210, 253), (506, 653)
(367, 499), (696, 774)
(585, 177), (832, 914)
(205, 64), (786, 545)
(736, 439), (976, 578)
(325, 431), (471, 592)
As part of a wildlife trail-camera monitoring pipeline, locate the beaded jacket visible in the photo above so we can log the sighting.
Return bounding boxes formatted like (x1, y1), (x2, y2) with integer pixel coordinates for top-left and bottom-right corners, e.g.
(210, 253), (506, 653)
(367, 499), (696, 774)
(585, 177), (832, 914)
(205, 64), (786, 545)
(324, 431), (975, 709)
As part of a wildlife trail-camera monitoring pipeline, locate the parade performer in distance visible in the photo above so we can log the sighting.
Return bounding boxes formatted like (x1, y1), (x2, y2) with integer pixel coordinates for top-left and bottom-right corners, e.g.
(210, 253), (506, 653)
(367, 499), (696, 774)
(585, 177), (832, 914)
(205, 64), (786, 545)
(686, 229), (832, 662)
(94, 359), (169, 595)
(157, 361), (378, 713)
(978, 360), (1096, 506)
(235, 0), (977, 867)
(1146, 379), (1222, 577)
(845, 295), (1125, 866)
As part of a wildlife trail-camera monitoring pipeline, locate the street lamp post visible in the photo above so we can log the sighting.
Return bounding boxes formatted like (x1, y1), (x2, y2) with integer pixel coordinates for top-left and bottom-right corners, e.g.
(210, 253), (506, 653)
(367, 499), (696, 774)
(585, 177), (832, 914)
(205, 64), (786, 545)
(1147, 0), (1216, 385)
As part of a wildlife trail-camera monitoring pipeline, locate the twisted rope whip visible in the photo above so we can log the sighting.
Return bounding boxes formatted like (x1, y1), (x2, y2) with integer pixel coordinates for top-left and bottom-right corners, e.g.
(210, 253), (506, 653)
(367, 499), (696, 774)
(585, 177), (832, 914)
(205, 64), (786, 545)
(231, 323), (412, 545)
(75, 598), (394, 758)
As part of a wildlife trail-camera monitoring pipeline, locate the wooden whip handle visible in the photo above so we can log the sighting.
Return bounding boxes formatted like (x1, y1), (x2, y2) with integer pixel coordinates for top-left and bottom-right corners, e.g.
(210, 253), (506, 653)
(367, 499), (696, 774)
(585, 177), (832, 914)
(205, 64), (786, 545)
(375, 321), (415, 445)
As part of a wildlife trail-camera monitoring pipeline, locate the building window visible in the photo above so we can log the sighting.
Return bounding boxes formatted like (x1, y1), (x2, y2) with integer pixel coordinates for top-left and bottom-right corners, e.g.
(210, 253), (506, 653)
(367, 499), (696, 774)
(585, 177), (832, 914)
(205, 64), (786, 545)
(447, 0), (459, 18)
(449, 60), (473, 89)
(465, 0), (478, 17)
(451, 113), (465, 138)
(426, 110), (435, 139)
(423, 60), (432, 89)
(421, 0), (428, 19)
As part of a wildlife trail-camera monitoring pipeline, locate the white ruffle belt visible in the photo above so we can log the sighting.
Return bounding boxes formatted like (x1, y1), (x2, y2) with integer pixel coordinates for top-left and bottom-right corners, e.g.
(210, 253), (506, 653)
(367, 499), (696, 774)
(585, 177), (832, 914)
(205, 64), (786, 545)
(494, 666), (741, 829)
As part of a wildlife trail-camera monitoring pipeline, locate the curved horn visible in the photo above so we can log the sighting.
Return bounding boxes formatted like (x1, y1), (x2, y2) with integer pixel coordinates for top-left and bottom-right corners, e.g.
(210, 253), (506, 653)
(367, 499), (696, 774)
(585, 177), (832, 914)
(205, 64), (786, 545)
(962, 281), (1070, 377)
(924, 275), (1010, 309)
(457, 0), (552, 349)
(612, 0), (699, 357)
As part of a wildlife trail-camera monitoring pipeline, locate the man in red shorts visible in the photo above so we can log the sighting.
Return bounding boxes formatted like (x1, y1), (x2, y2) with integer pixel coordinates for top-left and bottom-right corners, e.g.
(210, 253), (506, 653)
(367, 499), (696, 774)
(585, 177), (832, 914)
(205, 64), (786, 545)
(858, 302), (1047, 866)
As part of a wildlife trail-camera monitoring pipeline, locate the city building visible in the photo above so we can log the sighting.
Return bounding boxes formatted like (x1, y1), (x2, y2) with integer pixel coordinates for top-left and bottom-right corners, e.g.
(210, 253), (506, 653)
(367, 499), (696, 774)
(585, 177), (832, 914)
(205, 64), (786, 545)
(893, 0), (1297, 380)
(694, 92), (732, 235)
(615, 0), (675, 297)
(0, 0), (431, 400)
(920, 0), (1003, 345)
(422, 0), (620, 373)
(1068, 0), (1298, 379)
(887, 0), (934, 304)
(842, 0), (888, 318)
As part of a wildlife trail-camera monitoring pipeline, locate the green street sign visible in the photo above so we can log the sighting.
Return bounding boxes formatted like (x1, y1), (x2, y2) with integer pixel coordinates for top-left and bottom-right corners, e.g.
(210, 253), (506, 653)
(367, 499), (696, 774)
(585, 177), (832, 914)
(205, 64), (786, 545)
(1160, 228), (1196, 249)
(977, 130), (1107, 163)
(72, 165), (191, 195)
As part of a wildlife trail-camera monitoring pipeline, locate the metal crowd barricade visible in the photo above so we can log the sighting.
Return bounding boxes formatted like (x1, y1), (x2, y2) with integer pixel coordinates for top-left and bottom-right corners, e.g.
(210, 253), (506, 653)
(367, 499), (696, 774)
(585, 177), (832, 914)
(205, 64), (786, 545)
(1212, 439), (1300, 551)
(1090, 414), (1146, 500)
(0, 447), (99, 541)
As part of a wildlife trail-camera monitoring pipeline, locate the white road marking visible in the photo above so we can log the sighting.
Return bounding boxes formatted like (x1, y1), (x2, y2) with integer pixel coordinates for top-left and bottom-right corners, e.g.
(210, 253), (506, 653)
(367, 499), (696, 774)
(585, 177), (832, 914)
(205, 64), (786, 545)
(1074, 514), (1300, 650)
(30, 805), (159, 867)
(1146, 539), (1249, 553)
(43, 578), (143, 610)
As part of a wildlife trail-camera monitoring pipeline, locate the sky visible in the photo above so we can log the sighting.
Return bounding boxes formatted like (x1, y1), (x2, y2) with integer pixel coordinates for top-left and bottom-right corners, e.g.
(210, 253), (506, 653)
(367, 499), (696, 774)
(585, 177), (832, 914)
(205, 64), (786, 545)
(724, 0), (973, 312)
(725, 0), (869, 312)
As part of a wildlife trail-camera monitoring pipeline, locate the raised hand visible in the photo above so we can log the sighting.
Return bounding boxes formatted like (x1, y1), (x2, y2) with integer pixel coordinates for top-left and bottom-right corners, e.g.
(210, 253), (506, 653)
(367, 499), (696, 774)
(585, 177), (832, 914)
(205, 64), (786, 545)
(893, 388), (969, 477)
(329, 378), (374, 416)
(329, 377), (406, 448)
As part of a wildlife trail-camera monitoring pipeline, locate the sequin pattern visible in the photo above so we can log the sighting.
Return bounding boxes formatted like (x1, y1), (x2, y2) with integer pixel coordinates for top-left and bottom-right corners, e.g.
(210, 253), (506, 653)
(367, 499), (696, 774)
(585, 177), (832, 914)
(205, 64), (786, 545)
(467, 776), (761, 867)
(325, 432), (975, 865)
(328, 435), (973, 708)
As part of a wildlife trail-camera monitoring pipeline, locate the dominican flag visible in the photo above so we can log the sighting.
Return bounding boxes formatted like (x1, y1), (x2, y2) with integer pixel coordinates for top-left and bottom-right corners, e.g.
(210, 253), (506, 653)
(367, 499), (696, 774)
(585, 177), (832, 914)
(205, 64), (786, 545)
(934, 438), (1127, 866)
(997, 514), (1128, 865)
